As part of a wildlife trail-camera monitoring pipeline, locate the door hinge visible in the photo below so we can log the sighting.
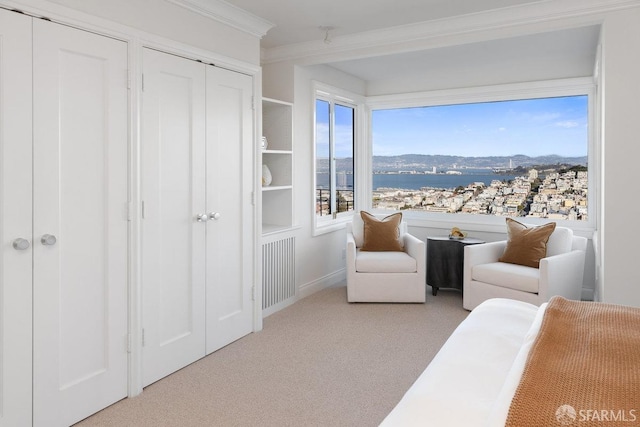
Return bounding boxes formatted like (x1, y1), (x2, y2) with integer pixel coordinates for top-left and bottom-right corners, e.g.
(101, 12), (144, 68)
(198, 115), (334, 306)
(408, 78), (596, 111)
(251, 286), (255, 301)
(142, 328), (146, 347)
(127, 70), (131, 90)
(251, 191), (255, 206)
(141, 201), (146, 219)
(141, 73), (145, 92)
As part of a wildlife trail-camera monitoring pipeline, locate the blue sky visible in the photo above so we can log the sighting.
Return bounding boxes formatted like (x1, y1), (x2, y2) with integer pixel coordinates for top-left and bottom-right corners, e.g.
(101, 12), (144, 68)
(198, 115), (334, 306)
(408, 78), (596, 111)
(371, 95), (588, 158)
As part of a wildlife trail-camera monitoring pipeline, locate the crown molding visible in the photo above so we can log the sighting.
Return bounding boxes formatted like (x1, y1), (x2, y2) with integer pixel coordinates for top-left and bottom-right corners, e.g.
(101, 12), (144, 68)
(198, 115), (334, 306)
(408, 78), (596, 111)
(261, 0), (639, 64)
(166, 0), (274, 39)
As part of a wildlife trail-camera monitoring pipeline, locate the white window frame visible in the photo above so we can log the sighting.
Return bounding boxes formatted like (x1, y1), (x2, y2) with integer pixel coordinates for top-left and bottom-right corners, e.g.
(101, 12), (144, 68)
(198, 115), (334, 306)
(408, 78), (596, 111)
(312, 82), (365, 235)
(365, 78), (597, 236)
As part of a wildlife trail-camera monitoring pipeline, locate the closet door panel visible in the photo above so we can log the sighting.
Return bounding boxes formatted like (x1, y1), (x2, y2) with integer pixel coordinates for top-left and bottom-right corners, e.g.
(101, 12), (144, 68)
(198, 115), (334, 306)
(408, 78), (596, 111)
(205, 67), (254, 354)
(32, 20), (128, 427)
(0, 9), (33, 427)
(141, 48), (207, 386)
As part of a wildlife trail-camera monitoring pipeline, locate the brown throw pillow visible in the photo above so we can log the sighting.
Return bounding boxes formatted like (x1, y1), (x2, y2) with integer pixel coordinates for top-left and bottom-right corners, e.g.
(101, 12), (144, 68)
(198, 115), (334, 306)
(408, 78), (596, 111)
(499, 218), (556, 268)
(360, 211), (403, 252)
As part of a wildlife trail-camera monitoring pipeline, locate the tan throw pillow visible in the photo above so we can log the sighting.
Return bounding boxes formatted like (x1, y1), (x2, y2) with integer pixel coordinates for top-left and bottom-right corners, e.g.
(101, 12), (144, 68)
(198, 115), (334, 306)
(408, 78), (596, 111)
(360, 211), (404, 252)
(499, 218), (556, 268)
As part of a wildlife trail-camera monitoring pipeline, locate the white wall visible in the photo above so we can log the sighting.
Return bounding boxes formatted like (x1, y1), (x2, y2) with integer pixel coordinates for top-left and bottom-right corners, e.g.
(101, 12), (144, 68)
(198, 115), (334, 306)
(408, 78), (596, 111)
(14, 0), (260, 64)
(262, 61), (295, 102)
(599, 7), (640, 306)
(263, 6), (640, 307)
(263, 62), (366, 295)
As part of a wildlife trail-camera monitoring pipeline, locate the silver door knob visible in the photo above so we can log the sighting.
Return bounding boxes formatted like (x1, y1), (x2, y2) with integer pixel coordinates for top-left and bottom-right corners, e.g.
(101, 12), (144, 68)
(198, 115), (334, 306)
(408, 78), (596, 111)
(12, 238), (30, 250)
(208, 212), (221, 220)
(41, 234), (57, 246)
(196, 213), (208, 222)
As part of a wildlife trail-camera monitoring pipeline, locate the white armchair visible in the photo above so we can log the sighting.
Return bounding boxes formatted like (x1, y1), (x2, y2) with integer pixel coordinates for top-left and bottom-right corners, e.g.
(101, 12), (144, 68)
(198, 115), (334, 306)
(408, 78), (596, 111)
(346, 217), (426, 303)
(463, 225), (587, 310)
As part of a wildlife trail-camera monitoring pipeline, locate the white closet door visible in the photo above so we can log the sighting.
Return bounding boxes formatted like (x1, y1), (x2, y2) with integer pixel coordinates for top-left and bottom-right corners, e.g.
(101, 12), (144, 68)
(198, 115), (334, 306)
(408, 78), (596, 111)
(32, 19), (129, 427)
(0, 9), (33, 427)
(141, 48), (207, 386)
(205, 67), (254, 354)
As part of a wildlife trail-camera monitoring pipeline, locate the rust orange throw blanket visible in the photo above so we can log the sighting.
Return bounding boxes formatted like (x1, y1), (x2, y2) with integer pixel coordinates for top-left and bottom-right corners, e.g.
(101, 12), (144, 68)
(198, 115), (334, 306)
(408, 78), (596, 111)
(506, 297), (640, 426)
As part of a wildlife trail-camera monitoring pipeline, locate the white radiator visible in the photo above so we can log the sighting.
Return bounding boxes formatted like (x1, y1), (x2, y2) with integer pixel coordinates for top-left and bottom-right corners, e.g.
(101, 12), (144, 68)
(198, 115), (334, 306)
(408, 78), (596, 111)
(262, 236), (296, 311)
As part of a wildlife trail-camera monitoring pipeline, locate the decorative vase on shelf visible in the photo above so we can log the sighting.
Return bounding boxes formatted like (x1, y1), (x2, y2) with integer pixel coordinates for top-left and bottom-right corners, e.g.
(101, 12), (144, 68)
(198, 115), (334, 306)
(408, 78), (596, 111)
(262, 164), (272, 186)
(261, 136), (268, 150)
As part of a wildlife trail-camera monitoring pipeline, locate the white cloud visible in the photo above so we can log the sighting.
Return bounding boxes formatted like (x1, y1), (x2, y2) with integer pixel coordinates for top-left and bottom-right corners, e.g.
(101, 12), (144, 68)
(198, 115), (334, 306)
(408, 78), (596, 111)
(555, 120), (579, 128)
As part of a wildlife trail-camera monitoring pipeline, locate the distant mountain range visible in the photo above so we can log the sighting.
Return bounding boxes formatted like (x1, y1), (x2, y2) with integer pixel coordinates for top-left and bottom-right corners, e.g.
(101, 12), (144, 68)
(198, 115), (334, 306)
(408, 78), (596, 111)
(317, 154), (588, 173)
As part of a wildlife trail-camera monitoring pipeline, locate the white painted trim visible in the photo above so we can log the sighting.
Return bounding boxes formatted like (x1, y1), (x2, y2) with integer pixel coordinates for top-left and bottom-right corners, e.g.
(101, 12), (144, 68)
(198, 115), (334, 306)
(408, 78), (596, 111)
(1, 0), (261, 74)
(365, 77), (597, 236)
(262, 269), (346, 318)
(2, 0), (133, 41)
(262, 295), (296, 318)
(1, 0), (263, 399)
(312, 81), (364, 235)
(367, 77), (594, 108)
(253, 70), (264, 333)
(262, 0), (637, 64)
(127, 36), (144, 399)
(166, 0), (274, 39)
(298, 269), (346, 299)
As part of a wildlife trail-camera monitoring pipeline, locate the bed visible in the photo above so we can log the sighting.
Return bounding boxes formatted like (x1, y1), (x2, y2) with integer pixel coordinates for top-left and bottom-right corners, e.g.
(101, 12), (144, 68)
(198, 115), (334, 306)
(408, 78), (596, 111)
(380, 297), (640, 426)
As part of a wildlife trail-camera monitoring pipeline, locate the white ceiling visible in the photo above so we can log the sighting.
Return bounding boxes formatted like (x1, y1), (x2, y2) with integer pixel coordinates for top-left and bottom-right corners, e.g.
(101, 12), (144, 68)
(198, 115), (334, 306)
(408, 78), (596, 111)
(224, 0), (544, 49)
(329, 25), (600, 92)
(224, 0), (600, 88)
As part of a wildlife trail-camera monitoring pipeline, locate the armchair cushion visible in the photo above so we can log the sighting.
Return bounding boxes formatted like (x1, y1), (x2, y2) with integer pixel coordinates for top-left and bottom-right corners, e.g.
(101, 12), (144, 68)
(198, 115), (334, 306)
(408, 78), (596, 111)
(546, 226), (573, 257)
(472, 262), (540, 293)
(355, 250), (417, 273)
(360, 211), (404, 251)
(499, 219), (556, 268)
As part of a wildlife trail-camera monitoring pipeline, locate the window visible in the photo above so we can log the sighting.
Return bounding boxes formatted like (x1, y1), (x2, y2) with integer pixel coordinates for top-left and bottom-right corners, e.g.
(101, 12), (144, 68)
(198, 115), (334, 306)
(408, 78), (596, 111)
(315, 87), (357, 229)
(370, 88), (592, 224)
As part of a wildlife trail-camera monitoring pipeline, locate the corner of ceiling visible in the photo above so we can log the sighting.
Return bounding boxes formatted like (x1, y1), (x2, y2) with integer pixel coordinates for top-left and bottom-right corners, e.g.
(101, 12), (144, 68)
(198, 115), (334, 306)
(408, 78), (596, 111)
(166, 0), (275, 39)
(260, 0), (634, 66)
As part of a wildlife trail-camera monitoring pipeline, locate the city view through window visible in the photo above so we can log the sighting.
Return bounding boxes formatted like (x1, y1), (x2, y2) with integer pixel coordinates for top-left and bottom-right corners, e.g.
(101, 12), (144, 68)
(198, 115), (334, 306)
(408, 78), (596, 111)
(369, 96), (589, 221)
(316, 99), (355, 217)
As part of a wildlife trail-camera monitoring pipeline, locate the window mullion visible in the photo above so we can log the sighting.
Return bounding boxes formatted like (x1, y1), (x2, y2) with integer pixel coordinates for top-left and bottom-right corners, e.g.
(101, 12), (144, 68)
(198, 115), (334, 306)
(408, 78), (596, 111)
(329, 101), (336, 217)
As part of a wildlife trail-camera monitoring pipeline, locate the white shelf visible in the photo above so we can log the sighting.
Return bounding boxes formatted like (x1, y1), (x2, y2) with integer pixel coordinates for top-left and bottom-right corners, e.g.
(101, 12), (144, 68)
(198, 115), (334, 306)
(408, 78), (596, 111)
(262, 99), (292, 152)
(262, 185), (293, 191)
(262, 149), (292, 154)
(262, 223), (292, 235)
(261, 97), (294, 235)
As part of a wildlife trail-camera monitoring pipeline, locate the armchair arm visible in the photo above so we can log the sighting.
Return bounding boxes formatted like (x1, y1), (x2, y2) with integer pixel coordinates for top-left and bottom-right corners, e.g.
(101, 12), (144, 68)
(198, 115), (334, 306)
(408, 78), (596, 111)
(539, 249), (586, 301)
(463, 241), (507, 289)
(404, 233), (426, 276)
(464, 241), (507, 267)
(346, 231), (357, 285)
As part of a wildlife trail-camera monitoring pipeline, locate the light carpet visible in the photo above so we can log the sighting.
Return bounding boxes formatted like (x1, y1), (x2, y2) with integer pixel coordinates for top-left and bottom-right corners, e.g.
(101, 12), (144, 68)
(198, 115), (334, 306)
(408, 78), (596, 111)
(77, 284), (468, 427)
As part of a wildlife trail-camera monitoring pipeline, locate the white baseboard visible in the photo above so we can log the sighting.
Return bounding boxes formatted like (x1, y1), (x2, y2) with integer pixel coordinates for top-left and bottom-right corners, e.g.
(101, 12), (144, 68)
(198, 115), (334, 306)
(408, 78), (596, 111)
(298, 268), (346, 299)
(261, 269), (346, 318)
(262, 295), (297, 318)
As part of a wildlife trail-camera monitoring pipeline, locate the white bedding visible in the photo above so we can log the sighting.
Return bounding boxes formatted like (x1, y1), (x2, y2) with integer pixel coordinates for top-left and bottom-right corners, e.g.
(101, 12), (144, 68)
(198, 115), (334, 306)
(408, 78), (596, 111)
(380, 298), (547, 427)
